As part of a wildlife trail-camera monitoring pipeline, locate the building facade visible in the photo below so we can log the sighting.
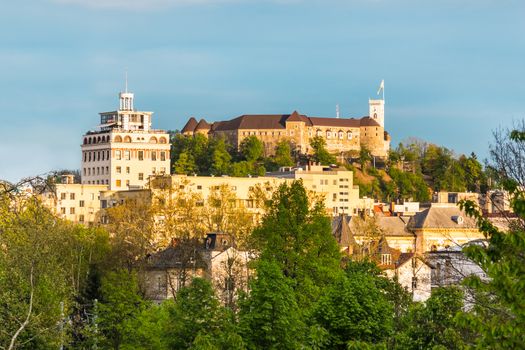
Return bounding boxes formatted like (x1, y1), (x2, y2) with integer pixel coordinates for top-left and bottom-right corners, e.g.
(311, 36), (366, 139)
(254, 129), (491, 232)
(181, 99), (390, 158)
(80, 89), (170, 190)
(42, 176), (107, 225)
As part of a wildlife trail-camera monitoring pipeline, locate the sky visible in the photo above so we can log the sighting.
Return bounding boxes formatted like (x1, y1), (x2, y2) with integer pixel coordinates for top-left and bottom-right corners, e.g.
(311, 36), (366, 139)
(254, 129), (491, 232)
(1, 0), (524, 182)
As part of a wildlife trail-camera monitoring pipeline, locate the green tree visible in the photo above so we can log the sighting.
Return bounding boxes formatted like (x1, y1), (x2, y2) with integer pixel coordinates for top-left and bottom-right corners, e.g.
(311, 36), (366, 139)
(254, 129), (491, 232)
(173, 151), (198, 174)
(97, 270), (146, 350)
(395, 287), (468, 350)
(274, 140), (294, 167)
(238, 260), (305, 350)
(313, 272), (393, 349)
(457, 123), (525, 348)
(239, 136), (264, 162)
(165, 278), (243, 350)
(251, 180), (341, 307)
(209, 138), (232, 175)
(310, 136), (337, 165)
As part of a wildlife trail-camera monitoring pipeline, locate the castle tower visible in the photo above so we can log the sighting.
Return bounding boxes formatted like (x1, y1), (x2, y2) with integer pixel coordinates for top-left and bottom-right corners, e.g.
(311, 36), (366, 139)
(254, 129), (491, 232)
(369, 99), (385, 128)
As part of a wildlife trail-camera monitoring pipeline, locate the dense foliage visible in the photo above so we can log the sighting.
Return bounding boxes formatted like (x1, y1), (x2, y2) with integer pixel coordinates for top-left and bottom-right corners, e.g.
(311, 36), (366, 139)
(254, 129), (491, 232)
(4, 124), (525, 349)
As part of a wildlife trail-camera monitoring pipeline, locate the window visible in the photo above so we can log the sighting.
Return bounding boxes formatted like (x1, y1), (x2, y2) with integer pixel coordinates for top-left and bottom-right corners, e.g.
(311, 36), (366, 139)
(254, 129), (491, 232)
(197, 185), (202, 190)
(151, 151), (157, 161)
(83, 168), (86, 176)
(160, 151), (166, 161)
(106, 166), (109, 174)
(116, 179), (121, 187)
(332, 193), (337, 201)
(317, 129), (322, 137)
(83, 152), (87, 162)
(60, 207), (66, 214)
(339, 131), (344, 139)
(124, 150), (130, 160)
(79, 215), (84, 223)
(326, 131), (331, 139)
(79, 200), (85, 207)
(97, 151), (101, 161)
(88, 152), (92, 162)
(96, 167), (100, 175)
(116, 166), (121, 174)
(138, 150), (144, 160)
(126, 167), (130, 174)
(70, 193), (75, 200)
(101, 200), (107, 209)
(381, 254), (392, 265)
(70, 207), (75, 214)
(61, 193), (66, 200)
(116, 150), (121, 160)
(138, 173), (144, 180)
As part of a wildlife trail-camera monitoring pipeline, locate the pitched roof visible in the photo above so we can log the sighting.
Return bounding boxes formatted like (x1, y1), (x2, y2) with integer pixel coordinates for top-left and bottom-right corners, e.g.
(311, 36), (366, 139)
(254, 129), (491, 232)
(377, 216), (414, 237)
(181, 117), (198, 133)
(408, 205), (477, 230)
(332, 214), (358, 246)
(195, 119), (211, 130)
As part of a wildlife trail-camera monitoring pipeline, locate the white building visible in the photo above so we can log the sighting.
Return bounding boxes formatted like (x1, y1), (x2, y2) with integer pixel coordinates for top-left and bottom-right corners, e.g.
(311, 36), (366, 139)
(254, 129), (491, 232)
(80, 88), (170, 190)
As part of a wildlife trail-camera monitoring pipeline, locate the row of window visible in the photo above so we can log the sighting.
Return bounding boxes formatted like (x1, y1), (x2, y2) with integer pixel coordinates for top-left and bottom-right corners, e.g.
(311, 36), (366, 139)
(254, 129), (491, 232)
(84, 166), (109, 176)
(115, 150), (167, 161)
(83, 150), (168, 162)
(240, 130), (356, 140)
(59, 193), (96, 201)
(84, 179), (109, 185)
(83, 135), (168, 145)
(84, 150), (110, 162)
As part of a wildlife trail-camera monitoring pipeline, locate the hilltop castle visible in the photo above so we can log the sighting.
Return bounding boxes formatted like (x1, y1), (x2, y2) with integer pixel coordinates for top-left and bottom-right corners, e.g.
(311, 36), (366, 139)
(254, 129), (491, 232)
(181, 98), (390, 158)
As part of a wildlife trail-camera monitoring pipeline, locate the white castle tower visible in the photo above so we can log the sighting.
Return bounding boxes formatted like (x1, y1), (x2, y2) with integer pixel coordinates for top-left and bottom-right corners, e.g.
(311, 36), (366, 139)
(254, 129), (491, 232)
(368, 99), (385, 127)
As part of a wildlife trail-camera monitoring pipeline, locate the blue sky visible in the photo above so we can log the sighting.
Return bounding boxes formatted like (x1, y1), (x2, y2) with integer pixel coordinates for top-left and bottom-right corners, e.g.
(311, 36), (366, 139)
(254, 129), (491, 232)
(1, 0), (524, 182)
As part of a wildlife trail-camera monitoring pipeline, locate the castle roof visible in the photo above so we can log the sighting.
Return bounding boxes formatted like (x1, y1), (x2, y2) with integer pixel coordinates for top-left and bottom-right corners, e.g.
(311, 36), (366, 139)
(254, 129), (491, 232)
(212, 114), (290, 130)
(195, 119), (211, 130)
(181, 117), (198, 133)
(359, 117), (381, 127)
(206, 112), (380, 131)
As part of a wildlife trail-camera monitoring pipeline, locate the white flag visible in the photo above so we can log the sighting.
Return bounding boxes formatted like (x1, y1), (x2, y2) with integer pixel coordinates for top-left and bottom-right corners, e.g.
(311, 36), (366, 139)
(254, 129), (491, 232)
(377, 79), (384, 95)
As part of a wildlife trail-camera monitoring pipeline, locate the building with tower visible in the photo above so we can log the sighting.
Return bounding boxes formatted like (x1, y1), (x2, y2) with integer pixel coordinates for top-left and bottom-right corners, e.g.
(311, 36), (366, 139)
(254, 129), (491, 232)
(80, 88), (170, 190)
(181, 98), (390, 158)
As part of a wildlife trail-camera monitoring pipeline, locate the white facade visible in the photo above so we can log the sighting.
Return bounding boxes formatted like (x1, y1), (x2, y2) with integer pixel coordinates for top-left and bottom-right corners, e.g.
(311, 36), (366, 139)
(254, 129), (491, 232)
(81, 90), (170, 190)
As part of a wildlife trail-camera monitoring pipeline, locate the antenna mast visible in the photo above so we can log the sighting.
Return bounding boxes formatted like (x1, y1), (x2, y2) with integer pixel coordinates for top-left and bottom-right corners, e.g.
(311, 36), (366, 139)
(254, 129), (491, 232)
(336, 104), (340, 118)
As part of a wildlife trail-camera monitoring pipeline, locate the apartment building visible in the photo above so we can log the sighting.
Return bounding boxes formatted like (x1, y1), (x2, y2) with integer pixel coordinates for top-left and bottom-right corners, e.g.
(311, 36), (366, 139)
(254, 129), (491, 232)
(80, 88), (170, 190)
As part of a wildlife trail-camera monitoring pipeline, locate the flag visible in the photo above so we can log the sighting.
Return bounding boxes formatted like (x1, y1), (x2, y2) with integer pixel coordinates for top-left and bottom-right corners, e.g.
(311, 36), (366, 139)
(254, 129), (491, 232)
(377, 79), (384, 95)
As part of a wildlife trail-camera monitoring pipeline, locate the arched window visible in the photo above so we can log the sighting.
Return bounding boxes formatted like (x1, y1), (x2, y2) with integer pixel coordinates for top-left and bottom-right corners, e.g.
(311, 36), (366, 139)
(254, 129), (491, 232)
(88, 138), (92, 144)
(83, 138), (88, 145)
(114, 135), (122, 143)
(347, 131), (353, 140)
(149, 136), (158, 144)
(159, 137), (167, 144)
(338, 130), (344, 139)
(97, 136), (101, 143)
(316, 129), (322, 137)
(124, 136), (132, 143)
(326, 131), (331, 139)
